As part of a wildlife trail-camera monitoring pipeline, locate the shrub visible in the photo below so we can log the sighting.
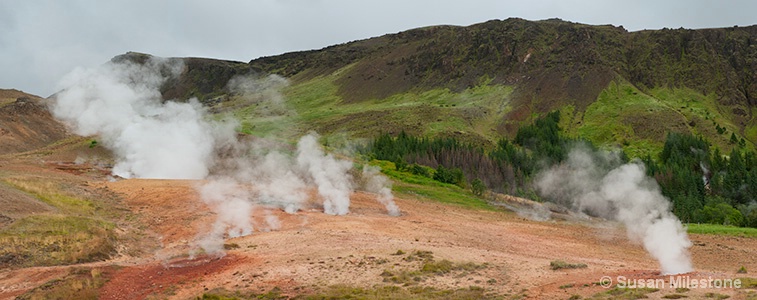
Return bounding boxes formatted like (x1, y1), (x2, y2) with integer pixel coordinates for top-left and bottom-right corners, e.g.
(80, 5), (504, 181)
(550, 260), (587, 270)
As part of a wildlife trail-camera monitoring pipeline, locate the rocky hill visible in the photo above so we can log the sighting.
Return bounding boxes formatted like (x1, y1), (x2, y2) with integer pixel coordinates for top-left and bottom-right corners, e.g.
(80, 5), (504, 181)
(0, 89), (69, 155)
(115, 18), (757, 155)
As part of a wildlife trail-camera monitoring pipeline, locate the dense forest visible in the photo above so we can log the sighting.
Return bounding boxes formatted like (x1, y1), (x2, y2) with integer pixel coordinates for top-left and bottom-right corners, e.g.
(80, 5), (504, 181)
(365, 112), (757, 228)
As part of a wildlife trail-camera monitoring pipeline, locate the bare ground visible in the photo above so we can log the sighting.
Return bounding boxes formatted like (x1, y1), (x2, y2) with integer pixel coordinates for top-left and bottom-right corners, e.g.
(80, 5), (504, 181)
(0, 153), (755, 299)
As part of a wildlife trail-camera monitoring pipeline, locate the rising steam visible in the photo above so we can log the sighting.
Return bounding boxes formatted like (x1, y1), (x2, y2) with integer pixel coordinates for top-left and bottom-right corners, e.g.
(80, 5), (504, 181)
(50, 56), (399, 255)
(535, 146), (693, 275)
(362, 165), (400, 216)
(296, 134), (353, 215)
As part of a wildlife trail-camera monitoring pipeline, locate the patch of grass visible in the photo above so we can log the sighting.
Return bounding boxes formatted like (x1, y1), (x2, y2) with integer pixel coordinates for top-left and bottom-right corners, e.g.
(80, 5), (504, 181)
(236, 68), (515, 144)
(16, 267), (105, 300)
(404, 250), (435, 262)
(0, 215), (116, 267)
(382, 252), (488, 286)
(2, 178), (95, 215)
(420, 259), (487, 275)
(305, 285), (494, 300)
(392, 249), (406, 255)
(202, 285), (497, 300)
(549, 260), (588, 270)
(223, 243), (240, 250)
(675, 287), (690, 293)
(370, 160), (493, 211)
(648, 87), (751, 152)
(580, 80), (672, 158)
(738, 277), (757, 289)
(704, 292), (730, 299)
(590, 287), (659, 299)
(686, 223), (757, 238)
(739, 266), (748, 274)
(559, 283), (575, 289)
(662, 294), (688, 299)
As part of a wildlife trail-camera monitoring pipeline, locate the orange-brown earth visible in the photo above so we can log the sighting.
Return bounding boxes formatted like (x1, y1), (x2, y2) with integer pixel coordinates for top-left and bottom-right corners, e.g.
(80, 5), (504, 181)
(1, 154), (755, 299)
(0, 90), (755, 299)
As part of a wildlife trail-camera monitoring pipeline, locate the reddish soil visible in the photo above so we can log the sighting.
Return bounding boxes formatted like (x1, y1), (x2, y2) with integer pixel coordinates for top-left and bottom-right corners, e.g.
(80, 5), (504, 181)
(0, 140), (755, 299)
(96, 178), (757, 299)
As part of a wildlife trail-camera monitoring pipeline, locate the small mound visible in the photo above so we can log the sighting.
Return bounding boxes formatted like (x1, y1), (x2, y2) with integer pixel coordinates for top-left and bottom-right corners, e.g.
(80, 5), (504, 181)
(0, 95), (69, 155)
(0, 183), (55, 228)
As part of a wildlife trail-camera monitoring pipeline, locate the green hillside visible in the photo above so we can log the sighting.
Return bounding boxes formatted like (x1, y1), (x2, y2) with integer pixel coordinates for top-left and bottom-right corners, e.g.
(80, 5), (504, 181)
(118, 18), (757, 156)
(111, 19), (757, 226)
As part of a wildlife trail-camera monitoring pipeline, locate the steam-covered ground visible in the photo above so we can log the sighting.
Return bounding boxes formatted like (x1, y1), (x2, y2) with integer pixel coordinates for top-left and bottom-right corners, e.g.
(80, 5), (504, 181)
(0, 156), (755, 299)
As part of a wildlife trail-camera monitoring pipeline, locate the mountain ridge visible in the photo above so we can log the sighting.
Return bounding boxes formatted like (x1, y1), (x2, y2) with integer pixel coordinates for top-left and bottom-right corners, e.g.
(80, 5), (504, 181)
(106, 18), (757, 155)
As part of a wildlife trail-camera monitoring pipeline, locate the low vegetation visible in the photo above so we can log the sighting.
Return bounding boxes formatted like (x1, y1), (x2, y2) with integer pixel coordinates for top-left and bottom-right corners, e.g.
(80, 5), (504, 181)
(0, 215), (116, 267)
(200, 285), (496, 300)
(549, 260), (588, 270)
(686, 223), (757, 237)
(0, 176), (121, 267)
(589, 287), (660, 299)
(381, 250), (489, 286)
(364, 112), (757, 229)
(17, 267), (105, 300)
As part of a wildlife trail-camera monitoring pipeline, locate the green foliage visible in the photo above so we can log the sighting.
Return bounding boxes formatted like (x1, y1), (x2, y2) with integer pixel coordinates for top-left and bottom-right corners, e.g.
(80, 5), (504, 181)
(370, 160), (493, 210)
(410, 164), (431, 177)
(549, 260), (588, 270)
(470, 178), (486, 196)
(646, 132), (757, 228)
(686, 223), (757, 237)
(695, 197), (744, 226)
(432, 165), (465, 187)
(365, 111), (580, 198)
(514, 111), (568, 163)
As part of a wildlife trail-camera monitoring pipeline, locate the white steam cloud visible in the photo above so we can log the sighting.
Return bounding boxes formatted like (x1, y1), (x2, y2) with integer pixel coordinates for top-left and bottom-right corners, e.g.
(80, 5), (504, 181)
(535, 146), (693, 275)
(50, 57), (399, 255)
(296, 134), (354, 215)
(362, 165), (401, 216)
(51, 58), (223, 179)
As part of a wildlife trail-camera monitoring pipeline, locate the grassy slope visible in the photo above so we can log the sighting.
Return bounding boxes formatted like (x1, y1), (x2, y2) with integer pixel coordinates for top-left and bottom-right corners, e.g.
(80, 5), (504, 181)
(566, 80), (752, 159)
(686, 223), (757, 237)
(367, 160), (493, 211)
(235, 67), (752, 162)
(0, 176), (119, 267)
(234, 66), (514, 146)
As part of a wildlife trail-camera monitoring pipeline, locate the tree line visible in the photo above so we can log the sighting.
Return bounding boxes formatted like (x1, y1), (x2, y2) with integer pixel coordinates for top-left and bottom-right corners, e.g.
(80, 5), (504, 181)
(365, 111), (757, 228)
(646, 132), (757, 227)
(366, 111), (577, 198)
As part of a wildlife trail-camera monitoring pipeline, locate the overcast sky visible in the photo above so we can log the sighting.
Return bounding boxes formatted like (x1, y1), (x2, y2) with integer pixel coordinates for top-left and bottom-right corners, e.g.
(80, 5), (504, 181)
(2, 0), (756, 97)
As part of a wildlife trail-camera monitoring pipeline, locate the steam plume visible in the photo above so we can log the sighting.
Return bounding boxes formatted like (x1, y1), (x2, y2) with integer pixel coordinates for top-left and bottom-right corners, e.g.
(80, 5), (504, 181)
(51, 57), (223, 179)
(296, 134), (353, 215)
(50, 56), (399, 256)
(536, 146), (693, 275)
(362, 165), (400, 216)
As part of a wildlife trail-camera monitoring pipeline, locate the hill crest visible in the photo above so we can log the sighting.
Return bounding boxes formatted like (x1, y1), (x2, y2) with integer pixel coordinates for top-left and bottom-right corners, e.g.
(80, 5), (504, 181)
(103, 18), (757, 154)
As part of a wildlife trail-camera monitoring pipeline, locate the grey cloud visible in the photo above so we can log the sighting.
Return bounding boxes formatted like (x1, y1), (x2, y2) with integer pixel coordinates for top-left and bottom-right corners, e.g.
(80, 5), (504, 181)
(1, 0), (755, 96)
